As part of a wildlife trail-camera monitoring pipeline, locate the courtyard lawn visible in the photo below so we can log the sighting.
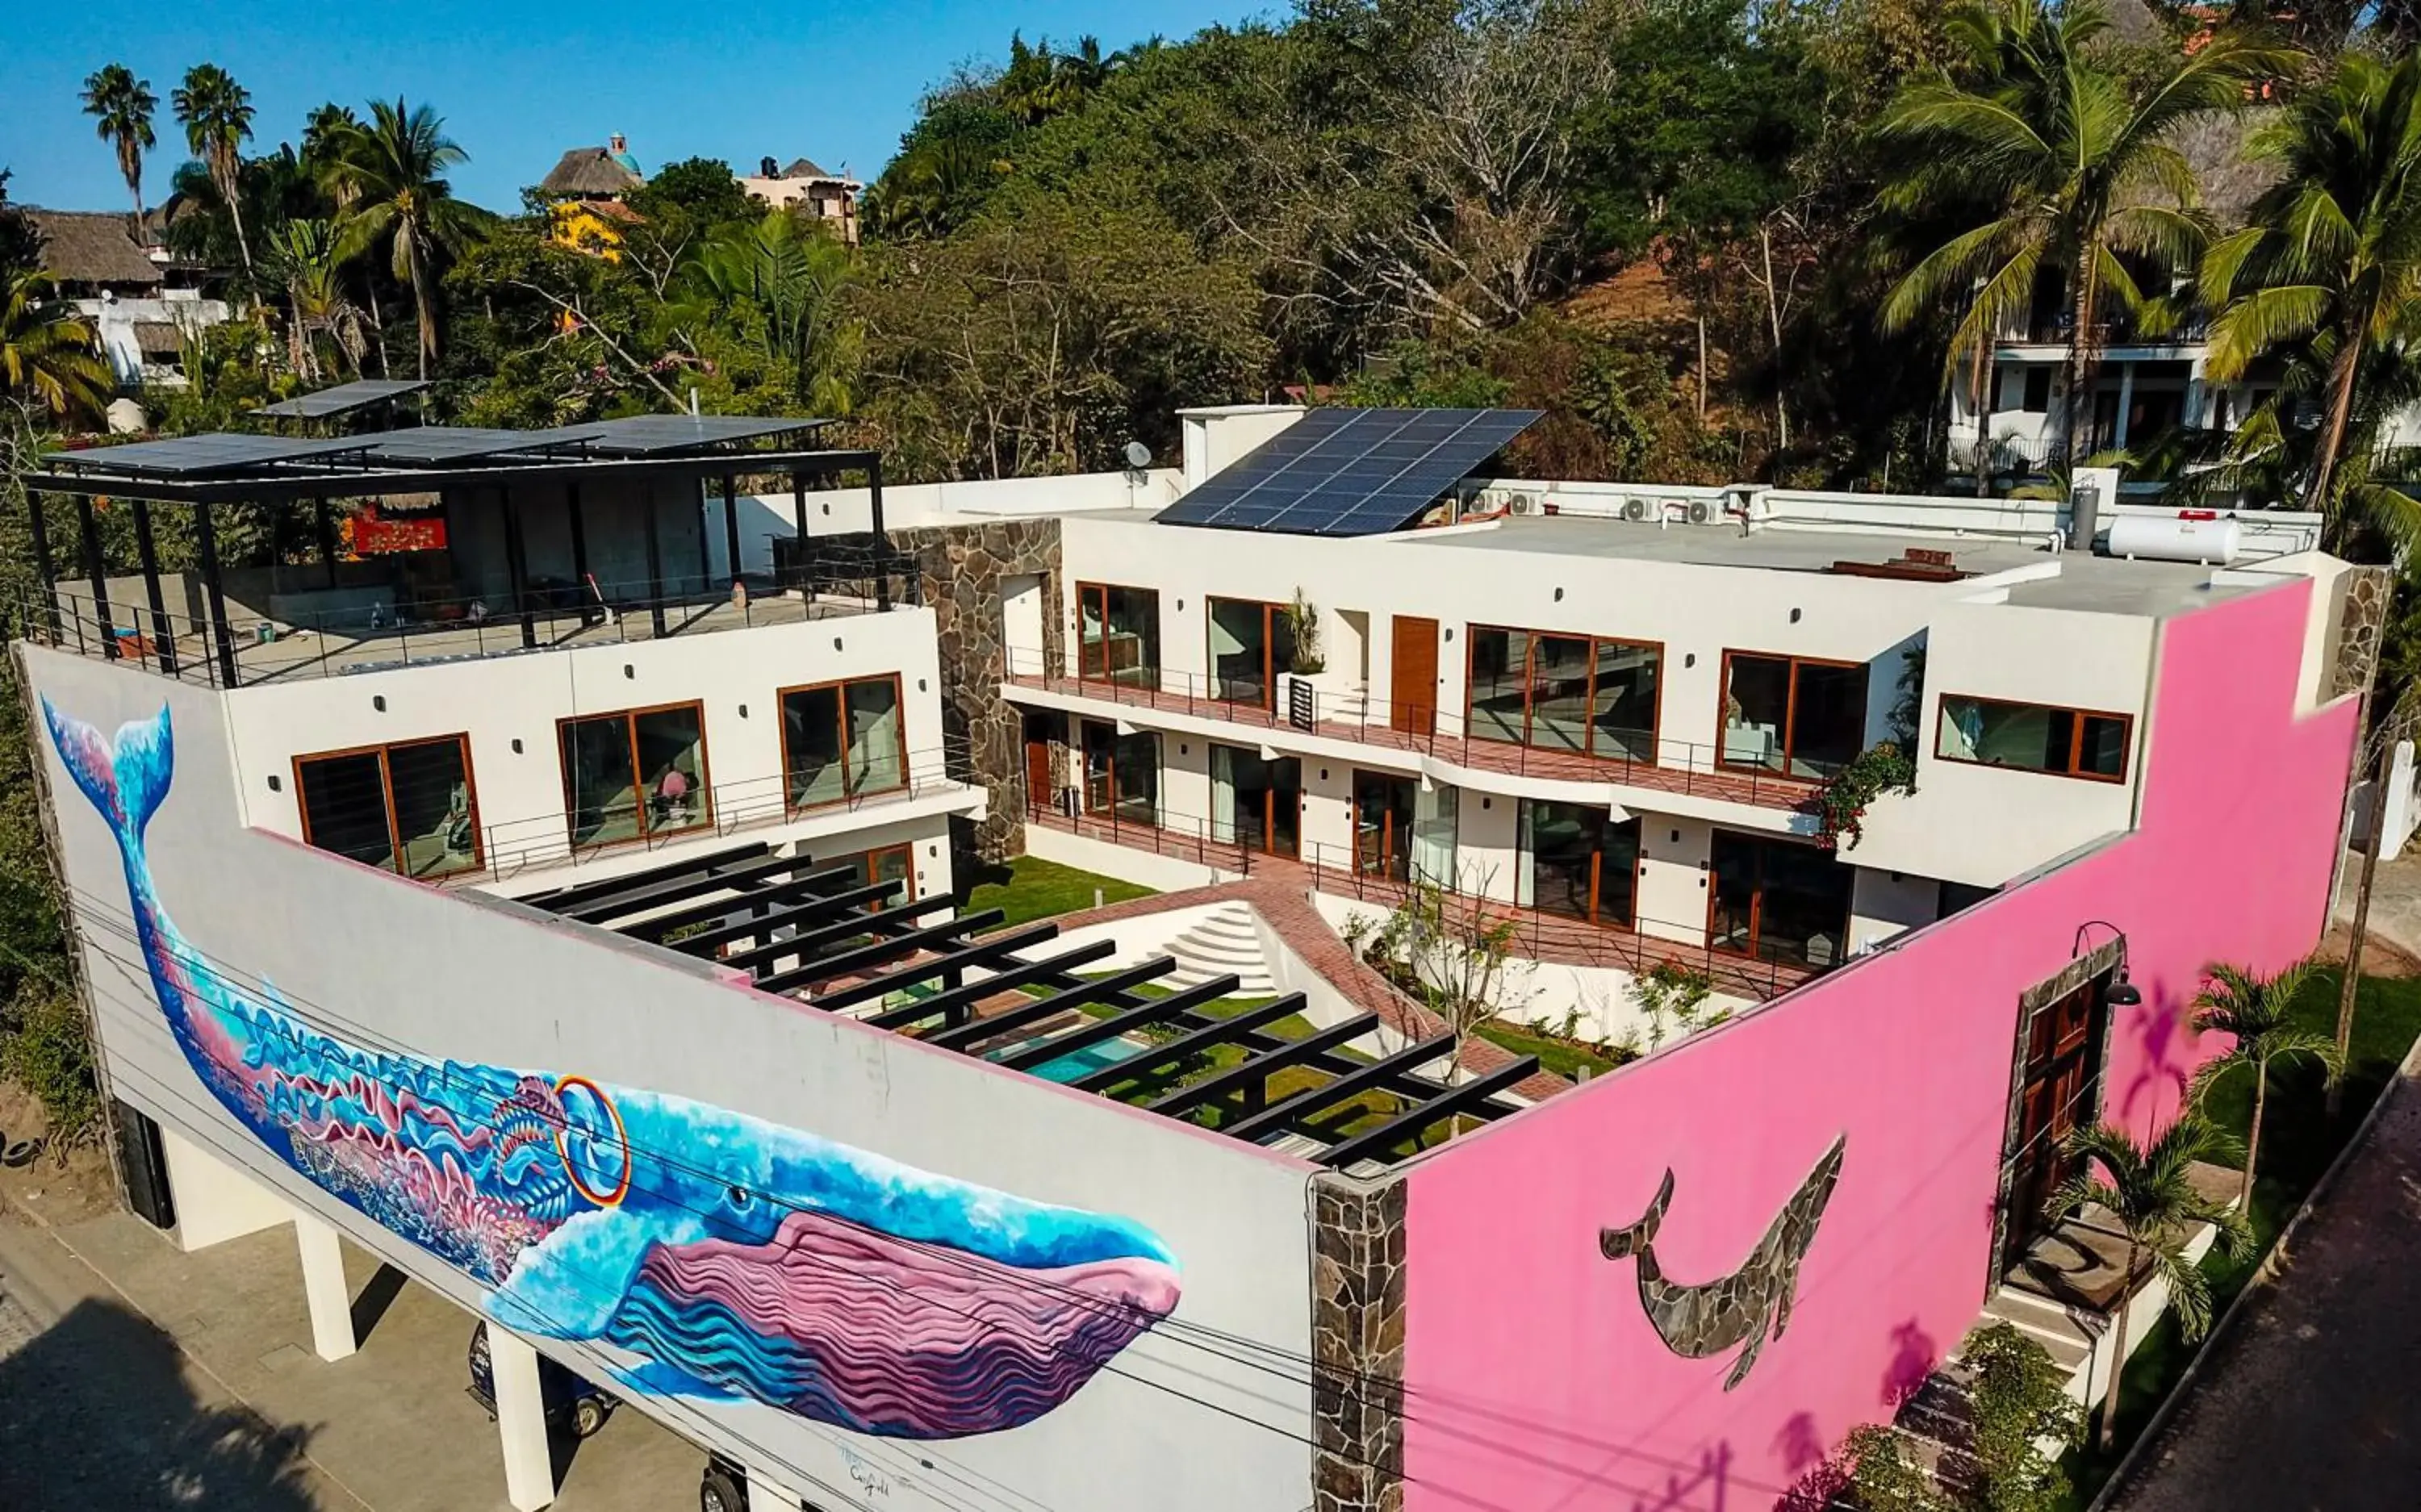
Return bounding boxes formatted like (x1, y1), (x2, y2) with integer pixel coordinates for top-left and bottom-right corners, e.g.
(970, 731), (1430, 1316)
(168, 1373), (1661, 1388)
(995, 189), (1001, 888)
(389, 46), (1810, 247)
(2058, 966), (2421, 1506)
(964, 855), (1152, 928)
(1476, 1021), (1627, 1081)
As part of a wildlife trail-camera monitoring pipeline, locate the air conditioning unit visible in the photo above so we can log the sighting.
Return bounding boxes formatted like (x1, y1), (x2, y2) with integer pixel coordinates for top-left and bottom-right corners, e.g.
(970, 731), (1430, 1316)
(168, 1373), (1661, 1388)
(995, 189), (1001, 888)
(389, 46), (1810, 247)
(1687, 499), (1724, 526)
(1504, 492), (1542, 516)
(1620, 496), (1654, 521)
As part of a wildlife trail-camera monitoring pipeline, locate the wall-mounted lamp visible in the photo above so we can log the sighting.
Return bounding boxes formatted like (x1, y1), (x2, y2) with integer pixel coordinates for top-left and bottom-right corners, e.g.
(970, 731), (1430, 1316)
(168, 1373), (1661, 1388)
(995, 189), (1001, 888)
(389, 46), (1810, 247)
(372, 695), (387, 712)
(266, 775), (282, 793)
(511, 738), (525, 754)
(738, 704), (749, 720)
(2072, 921), (2143, 1006)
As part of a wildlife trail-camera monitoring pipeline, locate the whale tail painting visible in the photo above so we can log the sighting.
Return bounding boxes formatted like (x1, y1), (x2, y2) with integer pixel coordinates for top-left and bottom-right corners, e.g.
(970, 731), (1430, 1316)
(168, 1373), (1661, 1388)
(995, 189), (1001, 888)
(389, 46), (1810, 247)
(1599, 1134), (1846, 1392)
(44, 697), (1182, 1439)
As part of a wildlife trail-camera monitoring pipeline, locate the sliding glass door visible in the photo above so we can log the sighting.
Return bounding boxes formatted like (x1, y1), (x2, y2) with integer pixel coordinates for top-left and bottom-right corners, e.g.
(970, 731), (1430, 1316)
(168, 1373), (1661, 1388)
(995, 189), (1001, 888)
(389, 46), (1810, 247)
(1210, 742), (1301, 856)
(1466, 625), (1661, 762)
(1708, 830), (1854, 967)
(1080, 720), (1160, 825)
(781, 675), (907, 810)
(295, 734), (481, 879)
(1520, 799), (1641, 927)
(1207, 597), (1295, 710)
(1719, 653), (1868, 779)
(1076, 582), (1160, 688)
(558, 703), (710, 848)
(1353, 771), (1417, 880)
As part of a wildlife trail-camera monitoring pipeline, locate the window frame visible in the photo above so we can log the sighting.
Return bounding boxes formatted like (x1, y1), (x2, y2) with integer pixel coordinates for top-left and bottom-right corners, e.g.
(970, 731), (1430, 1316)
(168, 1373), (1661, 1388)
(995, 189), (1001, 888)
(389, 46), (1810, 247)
(777, 674), (910, 814)
(1074, 580), (1161, 687)
(1461, 622), (1666, 762)
(1204, 595), (1293, 712)
(1715, 649), (1869, 779)
(818, 842), (917, 907)
(1081, 719), (1161, 825)
(1704, 828), (1854, 967)
(292, 733), (483, 879)
(1933, 692), (2135, 783)
(554, 699), (715, 850)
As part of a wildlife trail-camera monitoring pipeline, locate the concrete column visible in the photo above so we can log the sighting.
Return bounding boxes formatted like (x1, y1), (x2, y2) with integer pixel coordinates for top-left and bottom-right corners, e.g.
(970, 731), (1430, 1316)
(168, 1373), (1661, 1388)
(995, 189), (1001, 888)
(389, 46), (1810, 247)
(746, 1466), (805, 1510)
(158, 1126), (291, 1251)
(487, 1326), (558, 1510)
(292, 1210), (357, 1362)
(2112, 361), (2138, 450)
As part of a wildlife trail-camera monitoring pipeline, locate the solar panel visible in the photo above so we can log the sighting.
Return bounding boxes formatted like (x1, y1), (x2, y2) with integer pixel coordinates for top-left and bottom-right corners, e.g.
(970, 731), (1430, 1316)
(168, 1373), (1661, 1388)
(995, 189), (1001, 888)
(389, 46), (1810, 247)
(1154, 407), (1542, 537)
(250, 378), (433, 419)
(40, 432), (378, 478)
(358, 425), (605, 465)
(580, 414), (833, 456)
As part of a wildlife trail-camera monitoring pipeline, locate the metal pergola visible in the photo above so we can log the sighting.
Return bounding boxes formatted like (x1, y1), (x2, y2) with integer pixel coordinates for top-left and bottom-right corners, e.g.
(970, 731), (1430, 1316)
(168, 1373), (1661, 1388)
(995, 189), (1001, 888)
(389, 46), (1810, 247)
(520, 842), (1539, 1172)
(19, 421), (891, 688)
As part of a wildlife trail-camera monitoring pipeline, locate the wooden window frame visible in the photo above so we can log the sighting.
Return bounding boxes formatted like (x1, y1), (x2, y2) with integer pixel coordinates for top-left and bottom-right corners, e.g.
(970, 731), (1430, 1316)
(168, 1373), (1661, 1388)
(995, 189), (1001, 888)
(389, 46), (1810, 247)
(1205, 595), (1290, 712)
(293, 733), (483, 878)
(1933, 693), (2135, 783)
(1520, 798), (1643, 930)
(777, 674), (909, 814)
(1074, 581), (1160, 686)
(1714, 649), (1867, 779)
(1080, 720), (1160, 824)
(821, 842), (917, 908)
(1210, 739), (1301, 856)
(555, 699), (714, 850)
(1462, 624), (1666, 762)
(1703, 828), (1852, 965)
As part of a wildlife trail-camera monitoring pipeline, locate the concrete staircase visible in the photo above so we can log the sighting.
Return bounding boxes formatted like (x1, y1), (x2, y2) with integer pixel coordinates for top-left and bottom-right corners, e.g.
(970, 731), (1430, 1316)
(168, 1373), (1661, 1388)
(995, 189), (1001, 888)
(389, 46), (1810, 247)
(1163, 904), (1278, 996)
(1980, 1280), (2100, 1385)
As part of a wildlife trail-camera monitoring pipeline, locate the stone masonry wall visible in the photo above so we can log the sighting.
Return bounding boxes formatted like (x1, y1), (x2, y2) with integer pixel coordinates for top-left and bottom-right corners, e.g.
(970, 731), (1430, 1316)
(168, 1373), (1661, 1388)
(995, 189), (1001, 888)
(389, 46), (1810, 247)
(1311, 1171), (1407, 1512)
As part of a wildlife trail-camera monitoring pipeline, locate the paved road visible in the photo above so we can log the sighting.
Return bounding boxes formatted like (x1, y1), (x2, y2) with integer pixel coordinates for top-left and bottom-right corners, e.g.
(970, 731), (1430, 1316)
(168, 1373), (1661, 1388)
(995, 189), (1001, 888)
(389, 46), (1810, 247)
(2106, 1061), (2421, 1512)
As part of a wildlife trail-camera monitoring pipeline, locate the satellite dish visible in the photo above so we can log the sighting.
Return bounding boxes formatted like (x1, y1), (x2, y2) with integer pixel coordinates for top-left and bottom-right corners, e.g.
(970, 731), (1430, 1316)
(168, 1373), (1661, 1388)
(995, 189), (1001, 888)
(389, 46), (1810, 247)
(1123, 441), (1152, 470)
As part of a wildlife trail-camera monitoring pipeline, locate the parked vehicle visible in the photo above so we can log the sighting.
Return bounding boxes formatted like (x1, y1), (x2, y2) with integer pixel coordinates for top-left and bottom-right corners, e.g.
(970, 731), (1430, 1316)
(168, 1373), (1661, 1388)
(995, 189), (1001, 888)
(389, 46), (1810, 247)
(700, 1456), (750, 1512)
(466, 1322), (617, 1439)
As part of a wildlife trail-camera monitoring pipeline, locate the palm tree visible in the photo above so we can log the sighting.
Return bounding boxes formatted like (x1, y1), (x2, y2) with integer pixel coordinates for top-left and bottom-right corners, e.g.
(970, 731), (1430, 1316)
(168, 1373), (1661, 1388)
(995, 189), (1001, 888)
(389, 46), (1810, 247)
(172, 64), (257, 282)
(1, 269), (111, 424)
(2050, 1117), (2252, 1451)
(1875, 0), (2292, 467)
(2189, 960), (2340, 1207)
(688, 211), (859, 414)
(324, 98), (492, 378)
(2201, 48), (2421, 512)
(81, 64), (157, 244)
(266, 220), (370, 382)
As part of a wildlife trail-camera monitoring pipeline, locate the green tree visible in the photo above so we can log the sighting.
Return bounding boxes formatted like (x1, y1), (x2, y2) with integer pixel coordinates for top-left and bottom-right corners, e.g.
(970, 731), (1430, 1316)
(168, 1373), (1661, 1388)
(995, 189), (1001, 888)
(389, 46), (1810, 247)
(2189, 959), (2340, 1206)
(2201, 48), (2421, 516)
(2, 267), (109, 427)
(265, 219), (370, 381)
(81, 63), (158, 243)
(1875, 0), (2291, 467)
(626, 157), (760, 232)
(684, 211), (859, 415)
(172, 63), (258, 282)
(326, 98), (492, 378)
(2049, 1116), (2252, 1451)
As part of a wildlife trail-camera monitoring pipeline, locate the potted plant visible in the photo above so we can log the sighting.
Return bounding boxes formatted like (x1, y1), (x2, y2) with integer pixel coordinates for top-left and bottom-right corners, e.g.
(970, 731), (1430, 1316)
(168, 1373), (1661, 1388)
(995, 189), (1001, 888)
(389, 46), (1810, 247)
(1276, 587), (1327, 724)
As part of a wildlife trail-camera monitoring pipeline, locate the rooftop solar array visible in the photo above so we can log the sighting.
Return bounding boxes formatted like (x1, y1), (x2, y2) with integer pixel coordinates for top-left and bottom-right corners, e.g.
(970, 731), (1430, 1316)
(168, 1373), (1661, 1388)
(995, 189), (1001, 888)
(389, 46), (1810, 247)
(251, 378), (433, 419)
(581, 414), (832, 455)
(41, 432), (377, 478)
(358, 424), (605, 466)
(1154, 407), (1543, 537)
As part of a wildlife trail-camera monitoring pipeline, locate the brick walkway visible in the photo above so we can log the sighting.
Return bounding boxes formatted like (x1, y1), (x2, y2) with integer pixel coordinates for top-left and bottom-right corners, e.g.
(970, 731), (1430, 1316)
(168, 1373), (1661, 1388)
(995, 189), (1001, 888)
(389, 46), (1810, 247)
(1007, 671), (1817, 813)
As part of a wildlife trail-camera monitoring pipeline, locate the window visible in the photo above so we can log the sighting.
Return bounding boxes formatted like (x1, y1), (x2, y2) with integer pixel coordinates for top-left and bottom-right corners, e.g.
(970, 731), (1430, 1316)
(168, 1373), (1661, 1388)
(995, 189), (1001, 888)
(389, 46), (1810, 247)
(1520, 800), (1641, 928)
(1207, 597), (1296, 710)
(1081, 720), (1160, 825)
(295, 735), (481, 879)
(1353, 771), (1417, 881)
(781, 675), (906, 810)
(820, 843), (915, 905)
(1210, 742), (1299, 856)
(558, 703), (710, 848)
(1076, 583), (1160, 687)
(1720, 653), (1868, 779)
(1708, 830), (1853, 968)
(1937, 695), (2130, 781)
(1465, 625), (1662, 762)
(2022, 369), (2052, 413)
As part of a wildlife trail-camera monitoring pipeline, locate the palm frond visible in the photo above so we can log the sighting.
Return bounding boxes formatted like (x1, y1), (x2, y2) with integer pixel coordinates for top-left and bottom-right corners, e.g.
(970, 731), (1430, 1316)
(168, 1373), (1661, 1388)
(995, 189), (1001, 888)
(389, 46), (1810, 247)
(2206, 283), (2331, 381)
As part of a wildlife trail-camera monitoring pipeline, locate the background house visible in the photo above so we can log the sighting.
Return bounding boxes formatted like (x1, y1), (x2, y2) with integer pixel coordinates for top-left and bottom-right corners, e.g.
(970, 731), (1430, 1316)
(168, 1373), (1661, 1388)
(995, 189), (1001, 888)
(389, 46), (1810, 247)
(26, 208), (234, 390)
(537, 133), (644, 257)
(738, 155), (861, 244)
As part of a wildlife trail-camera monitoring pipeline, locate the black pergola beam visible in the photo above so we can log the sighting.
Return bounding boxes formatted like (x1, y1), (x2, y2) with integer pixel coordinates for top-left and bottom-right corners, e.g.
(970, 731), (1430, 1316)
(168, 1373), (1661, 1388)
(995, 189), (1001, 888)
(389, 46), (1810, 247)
(1145, 1014), (1382, 1118)
(553, 851), (807, 924)
(793, 921), (1060, 1011)
(614, 869), (874, 943)
(20, 446), (886, 507)
(521, 842), (767, 913)
(702, 885), (944, 967)
(922, 959), (1180, 1052)
(996, 975), (1241, 1072)
(1071, 997), (1309, 1093)
(1315, 1055), (1541, 1170)
(756, 909), (1014, 996)
(863, 939), (1123, 1030)
(1221, 1034), (1457, 1144)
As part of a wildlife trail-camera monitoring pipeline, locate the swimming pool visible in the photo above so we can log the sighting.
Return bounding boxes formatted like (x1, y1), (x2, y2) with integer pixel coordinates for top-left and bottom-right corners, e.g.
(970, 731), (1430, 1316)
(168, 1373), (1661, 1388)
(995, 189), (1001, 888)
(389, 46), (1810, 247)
(994, 1034), (1154, 1084)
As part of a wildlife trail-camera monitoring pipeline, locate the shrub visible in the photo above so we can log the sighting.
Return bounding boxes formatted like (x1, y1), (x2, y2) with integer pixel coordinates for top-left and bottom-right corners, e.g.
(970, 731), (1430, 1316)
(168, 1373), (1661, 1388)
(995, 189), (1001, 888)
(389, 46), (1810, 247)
(1811, 741), (1917, 851)
(2, 991), (101, 1149)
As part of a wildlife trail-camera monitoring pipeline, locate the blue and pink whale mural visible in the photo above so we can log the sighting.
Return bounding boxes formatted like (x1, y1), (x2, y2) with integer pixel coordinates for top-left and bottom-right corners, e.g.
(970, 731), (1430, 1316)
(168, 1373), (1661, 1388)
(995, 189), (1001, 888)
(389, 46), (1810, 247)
(46, 698), (1182, 1441)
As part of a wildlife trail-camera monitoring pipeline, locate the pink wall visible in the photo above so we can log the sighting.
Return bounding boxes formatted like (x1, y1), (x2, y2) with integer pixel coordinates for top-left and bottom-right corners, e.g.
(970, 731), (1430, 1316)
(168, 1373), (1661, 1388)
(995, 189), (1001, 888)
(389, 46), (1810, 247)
(1400, 578), (2356, 1512)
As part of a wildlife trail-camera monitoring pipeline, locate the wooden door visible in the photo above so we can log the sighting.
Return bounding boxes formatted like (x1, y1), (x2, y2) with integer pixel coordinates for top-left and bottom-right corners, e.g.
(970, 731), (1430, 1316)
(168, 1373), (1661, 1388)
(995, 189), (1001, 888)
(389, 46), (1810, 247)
(1022, 713), (1055, 812)
(2003, 981), (2101, 1269)
(1391, 616), (1440, 736)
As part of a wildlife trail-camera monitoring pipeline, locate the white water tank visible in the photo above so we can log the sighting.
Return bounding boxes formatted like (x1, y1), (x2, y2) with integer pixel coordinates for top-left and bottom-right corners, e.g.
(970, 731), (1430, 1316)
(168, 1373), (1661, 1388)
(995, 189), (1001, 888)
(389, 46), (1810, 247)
(2106, 514), (2243, 566)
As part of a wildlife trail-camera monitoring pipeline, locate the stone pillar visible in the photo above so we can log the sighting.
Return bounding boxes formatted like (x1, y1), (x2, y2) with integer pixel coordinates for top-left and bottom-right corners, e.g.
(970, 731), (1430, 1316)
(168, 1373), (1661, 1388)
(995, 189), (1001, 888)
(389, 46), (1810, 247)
(293, 1209), (358, 1362)
(1311, 1172), (1407, 1512)
(487, 1326), (558, 1510)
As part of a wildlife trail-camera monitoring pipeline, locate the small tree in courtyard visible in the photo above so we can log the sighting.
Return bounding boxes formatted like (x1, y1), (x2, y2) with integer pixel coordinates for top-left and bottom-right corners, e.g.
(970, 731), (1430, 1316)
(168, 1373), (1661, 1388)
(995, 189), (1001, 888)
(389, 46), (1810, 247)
(1369, 869), (1532, 1088)
(2190, 959), (2339, 1206)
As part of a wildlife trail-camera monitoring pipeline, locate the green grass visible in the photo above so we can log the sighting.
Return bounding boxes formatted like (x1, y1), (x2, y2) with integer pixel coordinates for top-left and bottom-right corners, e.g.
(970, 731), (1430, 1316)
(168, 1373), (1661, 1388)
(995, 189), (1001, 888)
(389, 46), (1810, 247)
(1475, 1021), (1629, 1081)
(964, 856), (1152, 929)
(2055, 967), (2421, 1507)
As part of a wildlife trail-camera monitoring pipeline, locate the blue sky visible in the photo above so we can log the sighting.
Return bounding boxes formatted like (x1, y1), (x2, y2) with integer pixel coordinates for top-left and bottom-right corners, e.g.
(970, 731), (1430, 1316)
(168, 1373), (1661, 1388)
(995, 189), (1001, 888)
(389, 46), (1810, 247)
(0, 0), (1273, 214)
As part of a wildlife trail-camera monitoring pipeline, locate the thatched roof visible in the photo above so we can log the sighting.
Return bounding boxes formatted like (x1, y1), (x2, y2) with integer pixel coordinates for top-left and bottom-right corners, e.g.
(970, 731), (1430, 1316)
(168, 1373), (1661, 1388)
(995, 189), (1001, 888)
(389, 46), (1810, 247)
(27, 210), (161, 287)
(780, 157), (832, 180)
(132, 322), (186, 357)
(2180, 110), (2284, 227)
(540, 148), (642, 198)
